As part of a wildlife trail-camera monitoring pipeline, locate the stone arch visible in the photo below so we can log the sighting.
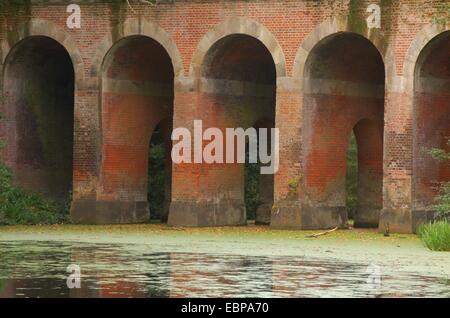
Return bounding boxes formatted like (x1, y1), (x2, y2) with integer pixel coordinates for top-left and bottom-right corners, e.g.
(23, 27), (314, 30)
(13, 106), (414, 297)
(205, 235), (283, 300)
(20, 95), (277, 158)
(97, 33), (175, 224)
(410, 26), (450, 219)
(293, 16), (392, 83)
(300, 25), (386, 229)
(190, 17), (287, 78)
(1, 19), (84, 86)
(92, 17), (184, 80)
(172, 22), (280, 227)
(2, 35), (75, 200)
(403, 23), (449, 93)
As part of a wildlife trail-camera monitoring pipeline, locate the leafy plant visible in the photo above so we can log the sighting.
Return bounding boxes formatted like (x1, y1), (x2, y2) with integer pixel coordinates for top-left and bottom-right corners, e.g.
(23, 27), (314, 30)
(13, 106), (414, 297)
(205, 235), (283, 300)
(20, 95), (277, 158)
(429, 140), (450, 162)
(346, 132), (358, 220)
(418, 221), (450, 252)
(430, 139), (450, 220)
(148, 143), (167, 220)
(0, 162), (70, 225)
(419, 140), (450, 251)
(245, 160), (260, 221)
(434, 182), (450, 220)
(431, 3), (450, 25)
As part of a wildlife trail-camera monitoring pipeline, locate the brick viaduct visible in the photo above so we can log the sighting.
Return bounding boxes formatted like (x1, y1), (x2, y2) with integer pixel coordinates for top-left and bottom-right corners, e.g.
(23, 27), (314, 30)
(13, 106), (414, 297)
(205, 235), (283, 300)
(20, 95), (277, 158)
(0, 0), (448, 233)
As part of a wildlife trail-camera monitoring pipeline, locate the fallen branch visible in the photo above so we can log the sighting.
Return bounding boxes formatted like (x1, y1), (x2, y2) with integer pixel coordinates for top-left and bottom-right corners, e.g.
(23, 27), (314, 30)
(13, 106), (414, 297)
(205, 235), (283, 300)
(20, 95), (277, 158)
(305, 227), (338, 238)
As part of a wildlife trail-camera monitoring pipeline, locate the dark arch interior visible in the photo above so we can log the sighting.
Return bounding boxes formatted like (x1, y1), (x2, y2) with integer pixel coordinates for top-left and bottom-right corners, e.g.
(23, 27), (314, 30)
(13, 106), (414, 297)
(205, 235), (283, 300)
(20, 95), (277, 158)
(413, 31), (450, 213)
(303, 32), (385, 228)
(101, 35), (174, 222)
(104, 35), (174, 83)
(3, 36), (74, 200)
(252, 118), (275, 225)
(200, 34), (276, 225)
(305, 32), (385, 84)
(202, 34), (276, 85)
(148, 118), (172, 222)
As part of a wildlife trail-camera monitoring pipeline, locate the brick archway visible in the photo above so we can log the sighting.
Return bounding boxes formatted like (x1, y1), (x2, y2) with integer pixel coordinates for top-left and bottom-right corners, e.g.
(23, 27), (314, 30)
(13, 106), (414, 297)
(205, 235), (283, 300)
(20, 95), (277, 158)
(299, 29), (385, 229)
(292, 16), (391, 82)
(92, 18), (184, 80)
(2, 35), (76, 200)
(1, 19), (84, 86)
(199, 34), (277, 226)
(95, 34), (175, 224)
(410, 26), (450, 224)
(169, 19), (281, 227)
(403, 24), (450, 93)
(189, 17), (286, 79)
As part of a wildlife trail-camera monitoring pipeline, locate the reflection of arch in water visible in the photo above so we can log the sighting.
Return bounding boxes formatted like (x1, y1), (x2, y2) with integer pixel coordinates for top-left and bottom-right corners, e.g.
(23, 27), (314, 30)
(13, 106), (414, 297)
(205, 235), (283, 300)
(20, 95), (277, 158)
(168, 253), (273, 297)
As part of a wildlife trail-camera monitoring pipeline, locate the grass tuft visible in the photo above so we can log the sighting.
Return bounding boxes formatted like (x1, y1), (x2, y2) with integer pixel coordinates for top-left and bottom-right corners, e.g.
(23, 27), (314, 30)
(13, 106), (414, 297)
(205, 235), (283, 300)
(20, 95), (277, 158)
(418, 221), (450, 251)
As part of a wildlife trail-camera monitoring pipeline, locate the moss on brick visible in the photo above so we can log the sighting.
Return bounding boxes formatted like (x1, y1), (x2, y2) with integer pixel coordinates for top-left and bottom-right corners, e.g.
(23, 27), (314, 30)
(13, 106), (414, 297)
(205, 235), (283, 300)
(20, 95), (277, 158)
(0, 1), (32, 47)
(108, 0), (125, 43)
(347, 0), (367, 35)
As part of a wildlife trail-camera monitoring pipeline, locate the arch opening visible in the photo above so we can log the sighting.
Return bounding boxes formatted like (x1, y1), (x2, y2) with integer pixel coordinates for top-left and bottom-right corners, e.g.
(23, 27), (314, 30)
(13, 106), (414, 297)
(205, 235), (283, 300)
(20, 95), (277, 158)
(148, 119), (172, 223)
(100, 35), (174, 223)
(199, 34), (276, 225)
(3, 36), (74, 200)
(302, 32), (385, 228)
(413, 31), (450, 219)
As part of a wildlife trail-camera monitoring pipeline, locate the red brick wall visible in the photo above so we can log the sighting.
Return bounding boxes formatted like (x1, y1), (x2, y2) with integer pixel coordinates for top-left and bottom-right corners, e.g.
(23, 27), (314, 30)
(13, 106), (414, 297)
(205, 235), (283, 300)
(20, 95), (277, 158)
(2, 35), (74, 199)
(0, 0), (448, 231)
(170, 33), (276, 224)
(99, 36), (173, 203)
(301, 32), (384, 227)
(413, 30), (450, 211)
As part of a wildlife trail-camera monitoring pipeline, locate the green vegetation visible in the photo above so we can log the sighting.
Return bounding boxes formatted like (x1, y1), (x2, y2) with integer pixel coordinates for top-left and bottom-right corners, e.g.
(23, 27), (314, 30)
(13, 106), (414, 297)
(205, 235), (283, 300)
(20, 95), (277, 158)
(418, 221), (450, 252)
(148, 143), (167, 220)
(0, 161), (69, 225)
(245, 160), (260, 220)
(430, 139), (450, 221)
(346, 132), (358, 219)
(431, 3), (450, 25)
(435, 182), (450, 220)
(148, 126), (167, 220)
(419, 139), (450, 251)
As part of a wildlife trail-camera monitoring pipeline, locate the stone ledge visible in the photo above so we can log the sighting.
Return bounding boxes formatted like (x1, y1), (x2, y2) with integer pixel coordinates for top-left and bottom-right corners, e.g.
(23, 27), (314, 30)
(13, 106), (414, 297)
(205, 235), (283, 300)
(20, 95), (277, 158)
(168, 200), (247, 227)
(270, 201), (348, 230)
(71, 199), (150, 224)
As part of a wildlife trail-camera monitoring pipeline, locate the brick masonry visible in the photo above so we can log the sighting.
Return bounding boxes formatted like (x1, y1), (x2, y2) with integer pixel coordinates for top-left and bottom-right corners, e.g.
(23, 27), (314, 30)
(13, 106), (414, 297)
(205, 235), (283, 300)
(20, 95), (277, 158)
(0, 0), (448, 233)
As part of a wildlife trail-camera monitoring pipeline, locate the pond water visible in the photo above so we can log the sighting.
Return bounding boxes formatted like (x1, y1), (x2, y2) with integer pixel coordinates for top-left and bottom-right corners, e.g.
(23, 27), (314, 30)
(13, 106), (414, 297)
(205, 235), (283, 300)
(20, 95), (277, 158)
(0, 241), (448, 298)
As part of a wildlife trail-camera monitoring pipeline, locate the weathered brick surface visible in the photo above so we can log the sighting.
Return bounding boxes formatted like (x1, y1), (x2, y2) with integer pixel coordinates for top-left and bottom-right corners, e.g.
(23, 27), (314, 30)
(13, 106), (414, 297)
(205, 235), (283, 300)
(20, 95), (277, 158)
(0, 0), (448, 232)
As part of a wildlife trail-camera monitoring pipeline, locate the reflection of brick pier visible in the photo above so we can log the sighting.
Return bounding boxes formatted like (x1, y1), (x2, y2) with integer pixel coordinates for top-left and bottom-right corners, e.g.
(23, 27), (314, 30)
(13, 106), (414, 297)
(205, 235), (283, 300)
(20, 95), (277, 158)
(0, 1), (448, 233)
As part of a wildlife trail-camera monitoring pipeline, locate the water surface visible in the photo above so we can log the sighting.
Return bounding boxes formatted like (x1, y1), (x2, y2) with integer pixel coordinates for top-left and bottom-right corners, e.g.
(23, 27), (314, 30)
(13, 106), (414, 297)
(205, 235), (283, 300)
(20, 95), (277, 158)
(0, 241), (448, 298)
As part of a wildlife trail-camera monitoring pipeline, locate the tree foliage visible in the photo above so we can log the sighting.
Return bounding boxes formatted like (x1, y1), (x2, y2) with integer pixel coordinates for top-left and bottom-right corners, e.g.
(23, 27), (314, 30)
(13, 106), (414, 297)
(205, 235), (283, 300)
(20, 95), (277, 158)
(245, 161), (260, 221)
(0, 161), (69, 225)
(148, 143), (166, 220)
(430, 139), (450, 220)
(346, 132), (358, 219)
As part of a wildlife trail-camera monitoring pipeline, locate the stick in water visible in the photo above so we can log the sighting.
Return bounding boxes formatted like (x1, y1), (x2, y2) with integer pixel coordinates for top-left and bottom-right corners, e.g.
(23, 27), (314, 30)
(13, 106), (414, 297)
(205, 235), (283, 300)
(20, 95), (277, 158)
(305, 227), (338, 238)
